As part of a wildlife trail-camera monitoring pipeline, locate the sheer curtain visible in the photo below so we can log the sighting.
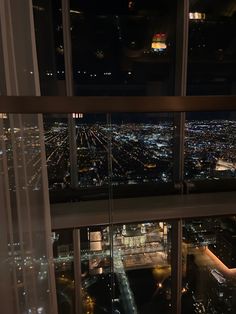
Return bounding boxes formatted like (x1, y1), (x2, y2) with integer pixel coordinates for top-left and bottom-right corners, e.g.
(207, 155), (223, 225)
(0, 114), (57, 314)
(0, 1), (57, 313)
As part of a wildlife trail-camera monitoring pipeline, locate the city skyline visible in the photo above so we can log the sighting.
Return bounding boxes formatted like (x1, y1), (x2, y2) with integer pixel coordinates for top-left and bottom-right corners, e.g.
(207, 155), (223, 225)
(44, 116), (236, 191)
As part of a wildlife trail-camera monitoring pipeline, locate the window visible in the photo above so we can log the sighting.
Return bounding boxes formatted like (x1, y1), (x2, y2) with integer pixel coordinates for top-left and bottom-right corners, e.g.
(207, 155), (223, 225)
(185, 111), (236, 181)
(182, 216), (236, 314)
(187, 0), (236, 95)
(70, 0), (177, 95)
(80, 220), (172, 313)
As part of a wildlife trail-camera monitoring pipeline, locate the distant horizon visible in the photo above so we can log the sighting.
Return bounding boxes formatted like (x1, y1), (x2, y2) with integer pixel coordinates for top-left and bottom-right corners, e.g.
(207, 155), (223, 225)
(43, 112), (236, 124)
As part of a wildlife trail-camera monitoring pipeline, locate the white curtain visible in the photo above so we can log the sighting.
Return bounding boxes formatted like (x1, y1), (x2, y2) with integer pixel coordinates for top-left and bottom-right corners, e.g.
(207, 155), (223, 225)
(0, 0), (57, 313)
(0, 114), (57, 314)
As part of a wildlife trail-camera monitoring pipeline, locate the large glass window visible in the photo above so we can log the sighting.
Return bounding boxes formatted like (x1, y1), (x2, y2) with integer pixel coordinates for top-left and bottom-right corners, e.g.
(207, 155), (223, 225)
(70, 0), (177, 96)
(44, 112), (175, 198)
(3, 0), (236, 313)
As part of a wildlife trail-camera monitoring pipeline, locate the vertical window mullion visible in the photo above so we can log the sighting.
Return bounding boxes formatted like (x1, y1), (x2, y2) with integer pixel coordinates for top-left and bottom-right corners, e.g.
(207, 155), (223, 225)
(171, 219), (183, 314)
(172, 0), (189, 313)
(73, 228), (83, 314)
(61, 0), (78, 188)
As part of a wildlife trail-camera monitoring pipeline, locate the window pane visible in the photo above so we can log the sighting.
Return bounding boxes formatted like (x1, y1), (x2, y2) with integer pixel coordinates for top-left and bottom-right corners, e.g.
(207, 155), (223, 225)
(182, 216), (236, 314)
(187, 0), (236, 95)
(76, 114), (109, 188)
(185, 111), (236, 191)
(75, 112), (175, 198)
(44, 115), (70, 192)
(33, 0), (66, 95)
(111, 113), (174, 186)
(44, 112), (175, 200)
(53, 230), (75, 314)
(70, 0), (177, 96)
(80, 225), (114, 313)
(80, 220), (172, 313)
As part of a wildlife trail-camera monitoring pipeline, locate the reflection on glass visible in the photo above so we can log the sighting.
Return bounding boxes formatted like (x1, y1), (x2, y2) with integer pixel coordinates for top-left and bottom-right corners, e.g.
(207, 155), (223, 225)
(2, 114), (44, 191)
(185, 112), (236, 181)
(70, 0), (177, 96)
(187, 0), (236, 95)
(53, 230), (75, 314)
(33, 0), (66, 95)
(182, 216), (236, 314)
(80, 221), (172, 313)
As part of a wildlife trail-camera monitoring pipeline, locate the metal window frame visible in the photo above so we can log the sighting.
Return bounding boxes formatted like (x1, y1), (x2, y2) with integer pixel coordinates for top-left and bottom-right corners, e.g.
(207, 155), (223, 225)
(51, 191), (236, 229)
(61, 0), (78, 188)
(172, 0), (189, 312)
(0, 95), (235, 113)
(73, 229), (83, 314)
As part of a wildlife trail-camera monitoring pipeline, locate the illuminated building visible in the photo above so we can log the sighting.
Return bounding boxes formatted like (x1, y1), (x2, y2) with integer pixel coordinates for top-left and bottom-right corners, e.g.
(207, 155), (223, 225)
(121, 229), (146, 247)
(189, 12), (206, 20)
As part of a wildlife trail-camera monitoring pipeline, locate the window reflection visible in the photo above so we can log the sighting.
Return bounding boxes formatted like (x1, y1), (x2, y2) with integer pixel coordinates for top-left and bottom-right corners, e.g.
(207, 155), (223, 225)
(70, 0), (177, 95)
(187, 0), (236, 95)
(33, 0), (66, 95)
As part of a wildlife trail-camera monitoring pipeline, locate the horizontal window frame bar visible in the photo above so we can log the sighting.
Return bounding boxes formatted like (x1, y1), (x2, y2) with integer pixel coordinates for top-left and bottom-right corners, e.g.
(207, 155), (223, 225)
(0, 95), (236, 113)
(51, 191), (236, 229)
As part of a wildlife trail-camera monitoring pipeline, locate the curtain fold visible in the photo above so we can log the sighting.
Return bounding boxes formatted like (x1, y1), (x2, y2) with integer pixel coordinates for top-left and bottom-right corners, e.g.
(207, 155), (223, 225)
(0, 113), (57, 314)
(0, 114), (55, 314)
(0, 0), (57, 313)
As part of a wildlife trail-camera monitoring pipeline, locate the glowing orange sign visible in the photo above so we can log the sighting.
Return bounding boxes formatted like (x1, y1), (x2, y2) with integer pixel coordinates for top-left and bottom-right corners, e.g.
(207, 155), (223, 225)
(152, 33), (167, 52)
